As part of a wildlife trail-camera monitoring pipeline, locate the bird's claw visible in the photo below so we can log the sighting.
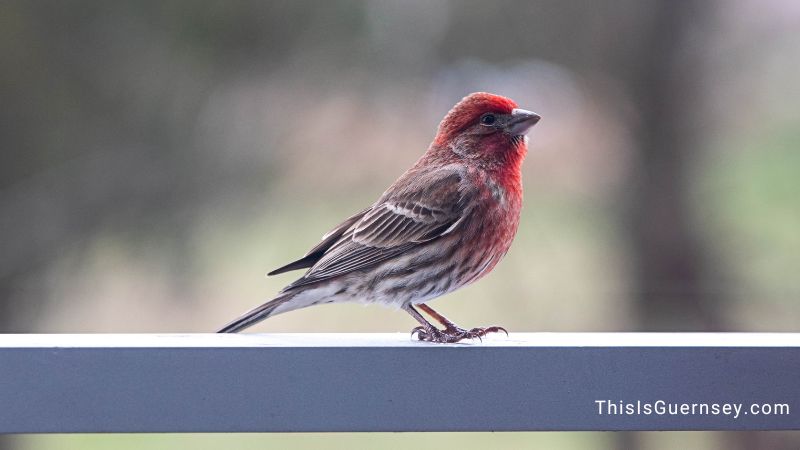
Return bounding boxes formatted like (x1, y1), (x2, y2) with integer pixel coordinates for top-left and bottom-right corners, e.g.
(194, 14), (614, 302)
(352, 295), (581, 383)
(410, 326), (428, 340)
(410, 324), (508, 343)
(470, 325), (509, 338)
(411, 325), (444, 342)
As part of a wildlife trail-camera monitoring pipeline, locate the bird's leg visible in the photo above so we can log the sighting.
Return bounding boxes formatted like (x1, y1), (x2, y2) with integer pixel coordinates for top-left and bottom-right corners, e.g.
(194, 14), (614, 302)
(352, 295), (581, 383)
(403, 304), (447, 342)
(419, 303), (508, 342)
(403, 303), (507, 343)
(416, 303), (461, 330)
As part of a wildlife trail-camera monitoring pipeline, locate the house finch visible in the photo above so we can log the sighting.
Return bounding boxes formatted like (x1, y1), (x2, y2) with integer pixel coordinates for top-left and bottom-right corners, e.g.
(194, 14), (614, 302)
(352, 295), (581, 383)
(218, 92), (540, 342)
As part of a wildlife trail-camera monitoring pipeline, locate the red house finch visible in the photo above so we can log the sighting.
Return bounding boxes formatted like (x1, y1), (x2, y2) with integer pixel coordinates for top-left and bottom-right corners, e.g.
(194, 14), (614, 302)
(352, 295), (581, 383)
(219, 92), (540, 342)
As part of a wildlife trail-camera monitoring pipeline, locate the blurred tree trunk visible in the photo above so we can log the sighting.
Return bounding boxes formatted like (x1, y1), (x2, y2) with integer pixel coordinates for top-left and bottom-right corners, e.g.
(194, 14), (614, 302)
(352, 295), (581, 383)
(624, 0), (722, 332)
(617, 1), (723, 449)
(614, 1), (796, 450)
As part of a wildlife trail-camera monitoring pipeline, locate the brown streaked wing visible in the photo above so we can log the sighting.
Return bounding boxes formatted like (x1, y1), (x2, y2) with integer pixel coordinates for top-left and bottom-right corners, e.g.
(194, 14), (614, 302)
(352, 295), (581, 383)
(353, 172), (463, 247)
(267, 207), (371, 276)
(281, 167), (471, 290)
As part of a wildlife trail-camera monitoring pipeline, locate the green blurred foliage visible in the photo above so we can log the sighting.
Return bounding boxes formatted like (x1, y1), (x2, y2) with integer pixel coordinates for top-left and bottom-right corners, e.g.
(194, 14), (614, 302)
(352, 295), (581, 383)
(15, 432), (610, 450)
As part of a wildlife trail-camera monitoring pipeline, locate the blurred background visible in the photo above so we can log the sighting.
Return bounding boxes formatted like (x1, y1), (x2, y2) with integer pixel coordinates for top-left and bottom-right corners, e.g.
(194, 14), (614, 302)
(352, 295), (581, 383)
(1, 0), (799, 448)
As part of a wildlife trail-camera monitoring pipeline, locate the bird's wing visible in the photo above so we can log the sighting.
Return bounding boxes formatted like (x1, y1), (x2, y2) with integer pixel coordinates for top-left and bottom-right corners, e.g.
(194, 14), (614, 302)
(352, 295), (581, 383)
(281, 167), (471, 290)
(267, 207), (371, 276)
(351, 170), (467, 247)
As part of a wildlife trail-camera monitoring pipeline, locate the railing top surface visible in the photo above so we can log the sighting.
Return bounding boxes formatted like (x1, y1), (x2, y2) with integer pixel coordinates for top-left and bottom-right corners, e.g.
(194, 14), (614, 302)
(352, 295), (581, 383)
(1, 332), (799, 348)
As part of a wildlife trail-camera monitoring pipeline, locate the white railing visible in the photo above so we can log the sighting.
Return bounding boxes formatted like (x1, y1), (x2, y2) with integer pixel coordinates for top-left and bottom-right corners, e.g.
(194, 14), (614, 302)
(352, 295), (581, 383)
(0, 333), (797, 432)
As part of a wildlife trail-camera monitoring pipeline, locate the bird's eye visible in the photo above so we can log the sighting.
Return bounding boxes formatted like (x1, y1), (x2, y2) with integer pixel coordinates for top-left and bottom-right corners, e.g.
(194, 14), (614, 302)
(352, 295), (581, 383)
(480, 113), (496, 126)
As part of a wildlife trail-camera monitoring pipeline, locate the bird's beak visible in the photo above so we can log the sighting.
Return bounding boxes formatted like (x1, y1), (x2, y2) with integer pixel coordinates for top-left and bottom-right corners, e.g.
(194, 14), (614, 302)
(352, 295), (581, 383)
(507, 108), (541, 136)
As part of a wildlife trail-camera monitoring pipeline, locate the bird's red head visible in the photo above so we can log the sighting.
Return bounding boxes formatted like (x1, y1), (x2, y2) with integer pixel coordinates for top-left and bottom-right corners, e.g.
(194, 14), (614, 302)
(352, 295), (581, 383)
(432, 92), (540, 170)
(435, 93), (517, 143)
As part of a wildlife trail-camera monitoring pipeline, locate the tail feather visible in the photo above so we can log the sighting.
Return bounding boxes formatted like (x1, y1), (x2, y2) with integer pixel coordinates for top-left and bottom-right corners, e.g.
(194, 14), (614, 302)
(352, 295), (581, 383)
(217, 293), (294, 333)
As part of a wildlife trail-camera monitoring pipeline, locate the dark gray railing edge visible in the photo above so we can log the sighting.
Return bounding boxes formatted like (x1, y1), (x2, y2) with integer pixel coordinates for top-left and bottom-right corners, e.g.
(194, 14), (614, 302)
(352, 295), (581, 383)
(0, 333), (798, 433)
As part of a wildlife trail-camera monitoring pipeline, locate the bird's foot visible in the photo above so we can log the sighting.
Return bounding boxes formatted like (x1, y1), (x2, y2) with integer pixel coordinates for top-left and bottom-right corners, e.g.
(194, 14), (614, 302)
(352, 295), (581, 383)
(411, 324), (508, 343)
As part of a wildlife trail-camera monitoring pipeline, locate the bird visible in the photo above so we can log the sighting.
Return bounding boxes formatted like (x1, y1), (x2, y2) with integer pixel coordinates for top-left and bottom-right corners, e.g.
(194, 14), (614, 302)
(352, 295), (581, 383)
(218, 92), (540, 343)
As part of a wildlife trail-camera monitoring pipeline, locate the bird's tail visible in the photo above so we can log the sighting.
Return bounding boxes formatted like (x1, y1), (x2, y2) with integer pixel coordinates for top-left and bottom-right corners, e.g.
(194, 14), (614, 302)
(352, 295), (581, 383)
(217, 292), (296, 333)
